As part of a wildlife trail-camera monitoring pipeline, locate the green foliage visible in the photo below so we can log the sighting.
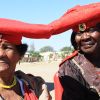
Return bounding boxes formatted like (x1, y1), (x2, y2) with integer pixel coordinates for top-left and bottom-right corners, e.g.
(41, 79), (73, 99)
(60, 46), (74, 59)
(29, 51), (41, 57)
(60, 46), (72, 51)
(39, 46), (54, 52)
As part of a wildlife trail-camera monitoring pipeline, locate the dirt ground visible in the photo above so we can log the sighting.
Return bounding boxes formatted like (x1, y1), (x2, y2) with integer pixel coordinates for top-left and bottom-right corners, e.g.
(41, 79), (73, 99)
(16, 61), (60, 100)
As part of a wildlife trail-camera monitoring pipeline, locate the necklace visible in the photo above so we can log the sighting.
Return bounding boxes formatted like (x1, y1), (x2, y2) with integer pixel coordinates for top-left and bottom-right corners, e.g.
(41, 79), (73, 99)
(0, 76), (17, 89)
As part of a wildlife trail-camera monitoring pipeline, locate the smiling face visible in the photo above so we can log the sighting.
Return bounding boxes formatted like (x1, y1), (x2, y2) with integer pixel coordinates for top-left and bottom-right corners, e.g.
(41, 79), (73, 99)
(75, 26), (100, 55)
(0, 39), (21, 73)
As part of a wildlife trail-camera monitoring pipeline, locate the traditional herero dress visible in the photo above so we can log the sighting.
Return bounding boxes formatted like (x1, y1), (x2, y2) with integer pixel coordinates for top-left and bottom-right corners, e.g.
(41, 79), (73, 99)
(58, 51), (100, 100)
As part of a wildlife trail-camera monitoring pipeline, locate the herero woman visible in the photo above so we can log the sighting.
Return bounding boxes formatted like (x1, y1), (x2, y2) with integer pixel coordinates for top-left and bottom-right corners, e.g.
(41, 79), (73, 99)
(0, 19), (53, 100)
(51, 2), (100, 100)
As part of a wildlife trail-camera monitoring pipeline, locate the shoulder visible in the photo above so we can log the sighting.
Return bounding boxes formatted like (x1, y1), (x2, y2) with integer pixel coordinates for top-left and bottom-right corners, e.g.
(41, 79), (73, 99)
(15, 71), (45, 87)
(59, 50), (78, 67)
(15, 71), (45, 97)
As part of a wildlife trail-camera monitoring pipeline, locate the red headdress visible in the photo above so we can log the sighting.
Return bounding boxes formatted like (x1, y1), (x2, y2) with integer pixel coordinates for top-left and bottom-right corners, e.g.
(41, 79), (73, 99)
(49, 2), (100, 34)
(0, 18), (53, 44)
(0, 2), (100, 44)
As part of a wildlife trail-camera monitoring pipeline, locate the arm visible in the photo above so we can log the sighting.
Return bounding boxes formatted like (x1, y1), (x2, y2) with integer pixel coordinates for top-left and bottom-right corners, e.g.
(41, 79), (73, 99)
(39, 84), (52, 100)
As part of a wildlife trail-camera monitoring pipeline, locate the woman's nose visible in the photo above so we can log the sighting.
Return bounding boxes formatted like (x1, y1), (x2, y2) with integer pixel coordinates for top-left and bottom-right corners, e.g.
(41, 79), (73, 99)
(0, 48), (6, 57)
(81, 32), (90, 40)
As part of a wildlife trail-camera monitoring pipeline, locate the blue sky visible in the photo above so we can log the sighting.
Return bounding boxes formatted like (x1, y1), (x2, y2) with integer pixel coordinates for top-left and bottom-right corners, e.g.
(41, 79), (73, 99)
(0, 0), (99, 51)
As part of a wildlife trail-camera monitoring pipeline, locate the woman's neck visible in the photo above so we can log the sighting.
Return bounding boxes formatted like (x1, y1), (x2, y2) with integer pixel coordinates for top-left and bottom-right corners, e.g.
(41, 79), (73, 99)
(84, 53), (100, 68)
(0, 73), (14, 87)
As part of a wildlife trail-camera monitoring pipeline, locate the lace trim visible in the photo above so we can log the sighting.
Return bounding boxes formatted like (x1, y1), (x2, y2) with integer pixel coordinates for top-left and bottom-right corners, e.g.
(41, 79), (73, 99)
(72, 58), (100, 96)
(72, 59), (84, 75)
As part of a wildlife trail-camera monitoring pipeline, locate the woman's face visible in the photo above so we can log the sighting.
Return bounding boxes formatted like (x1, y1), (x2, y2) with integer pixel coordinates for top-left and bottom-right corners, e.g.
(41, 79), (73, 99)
(0, 39), (21, 73)
(75, 27), (100, 54)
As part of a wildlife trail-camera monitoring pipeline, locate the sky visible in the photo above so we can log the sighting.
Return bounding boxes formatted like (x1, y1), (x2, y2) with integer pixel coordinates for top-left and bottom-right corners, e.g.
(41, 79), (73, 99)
(0, 0), (99, 51)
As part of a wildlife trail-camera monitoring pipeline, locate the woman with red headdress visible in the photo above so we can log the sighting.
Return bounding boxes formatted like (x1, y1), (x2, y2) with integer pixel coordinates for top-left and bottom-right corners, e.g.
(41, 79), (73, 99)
(50, 2), (100, 100)
(0, 18), (54, 100)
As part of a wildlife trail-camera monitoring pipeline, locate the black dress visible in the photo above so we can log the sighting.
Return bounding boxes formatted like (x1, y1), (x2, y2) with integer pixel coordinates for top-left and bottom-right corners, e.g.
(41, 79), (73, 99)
(58, 53), (100, 100)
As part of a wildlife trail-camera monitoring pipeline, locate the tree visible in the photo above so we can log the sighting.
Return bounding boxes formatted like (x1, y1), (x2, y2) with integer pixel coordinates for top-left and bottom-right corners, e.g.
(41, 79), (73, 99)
(29, 51), (42, 61)
(39, 46), (54, 52)
(60, 46), (74, 59)
(60, 46), (72, 51)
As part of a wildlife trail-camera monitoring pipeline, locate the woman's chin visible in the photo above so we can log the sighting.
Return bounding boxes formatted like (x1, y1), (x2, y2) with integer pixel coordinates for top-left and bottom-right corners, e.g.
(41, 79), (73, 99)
(81, 44), (96, 54)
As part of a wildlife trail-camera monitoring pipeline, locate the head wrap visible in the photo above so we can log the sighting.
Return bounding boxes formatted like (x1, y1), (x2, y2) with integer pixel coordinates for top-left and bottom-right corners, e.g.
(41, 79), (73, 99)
(49, 2), (100, 34)
(0, 18), (53, 44)
(0, 2), (100, 44)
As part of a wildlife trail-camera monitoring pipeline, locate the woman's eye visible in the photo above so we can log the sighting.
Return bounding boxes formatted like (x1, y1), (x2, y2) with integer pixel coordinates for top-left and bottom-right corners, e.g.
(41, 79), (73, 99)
(6, 46), (14, 49)
(76, 32), (83, 36)
(89, 28), (96, 33)
(3, 45), (14, 50)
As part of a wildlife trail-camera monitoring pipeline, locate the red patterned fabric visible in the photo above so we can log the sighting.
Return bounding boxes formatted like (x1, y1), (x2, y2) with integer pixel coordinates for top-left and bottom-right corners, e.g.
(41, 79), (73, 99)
(24, 85), (38, 100)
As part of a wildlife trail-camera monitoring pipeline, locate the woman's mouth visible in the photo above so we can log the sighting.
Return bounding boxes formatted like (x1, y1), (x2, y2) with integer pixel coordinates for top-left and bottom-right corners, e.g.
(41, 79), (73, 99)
(81, 41), (94, 46)
(0, 59), (10, 71)
(82, 44), (93, 49)
(0, 60), (9, 65)
(80, 41), (95, 49)
(0, 60), (9, 64)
